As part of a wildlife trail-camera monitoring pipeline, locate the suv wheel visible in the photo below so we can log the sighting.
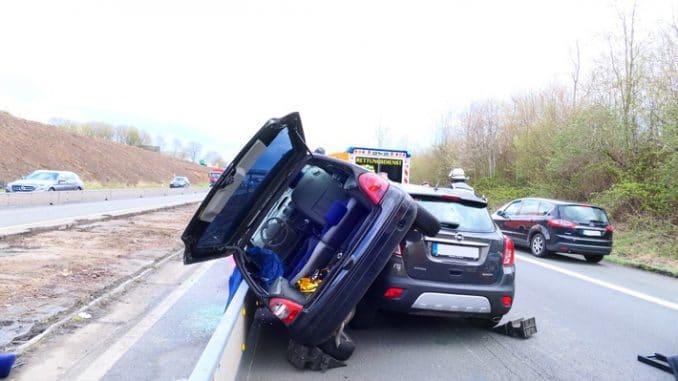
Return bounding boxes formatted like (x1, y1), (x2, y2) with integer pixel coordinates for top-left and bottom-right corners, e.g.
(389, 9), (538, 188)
(584, 255), (604, 263)
(530, 233), (549, 257)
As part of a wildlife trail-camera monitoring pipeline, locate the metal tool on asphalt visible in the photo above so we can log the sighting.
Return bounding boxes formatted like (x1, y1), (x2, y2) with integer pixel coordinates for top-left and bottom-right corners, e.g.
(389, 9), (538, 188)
(492, 317), (538, 339)
(637, 353), (678, 380)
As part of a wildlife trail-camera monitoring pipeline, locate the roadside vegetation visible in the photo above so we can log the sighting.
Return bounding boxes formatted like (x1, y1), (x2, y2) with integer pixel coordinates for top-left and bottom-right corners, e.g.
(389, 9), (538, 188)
(411, 5), (677, 275)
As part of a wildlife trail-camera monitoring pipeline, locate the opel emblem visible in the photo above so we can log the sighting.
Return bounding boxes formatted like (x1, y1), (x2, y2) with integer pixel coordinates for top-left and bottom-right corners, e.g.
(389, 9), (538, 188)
(455, 233), (464, 242)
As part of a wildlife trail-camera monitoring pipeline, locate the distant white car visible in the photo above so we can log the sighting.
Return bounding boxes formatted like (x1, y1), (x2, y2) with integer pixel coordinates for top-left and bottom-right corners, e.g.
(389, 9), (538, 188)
(169, 176), (190, 188)
(5, 170), (85, 192)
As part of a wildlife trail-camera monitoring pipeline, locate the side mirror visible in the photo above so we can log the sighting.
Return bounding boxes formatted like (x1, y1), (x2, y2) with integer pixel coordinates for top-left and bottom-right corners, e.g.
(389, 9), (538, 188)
(496, 210), (506, 218)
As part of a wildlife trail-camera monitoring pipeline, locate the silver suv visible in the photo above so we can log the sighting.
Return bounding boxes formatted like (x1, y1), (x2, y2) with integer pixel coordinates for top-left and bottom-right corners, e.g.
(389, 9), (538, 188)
(5, 170), (85, 192)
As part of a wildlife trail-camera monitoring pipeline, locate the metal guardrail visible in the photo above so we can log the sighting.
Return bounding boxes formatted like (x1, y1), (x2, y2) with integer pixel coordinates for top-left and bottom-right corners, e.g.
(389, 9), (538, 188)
(0, 187), (207, 208)
(189, 282), (252, 381)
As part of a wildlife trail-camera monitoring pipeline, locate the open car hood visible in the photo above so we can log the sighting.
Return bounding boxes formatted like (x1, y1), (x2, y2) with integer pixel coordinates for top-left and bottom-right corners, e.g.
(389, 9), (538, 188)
(182, 112), (307, 264)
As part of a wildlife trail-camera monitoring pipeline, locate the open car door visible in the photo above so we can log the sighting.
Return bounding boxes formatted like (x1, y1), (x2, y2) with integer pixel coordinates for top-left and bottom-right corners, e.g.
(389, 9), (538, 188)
(182, 112), (306, 264)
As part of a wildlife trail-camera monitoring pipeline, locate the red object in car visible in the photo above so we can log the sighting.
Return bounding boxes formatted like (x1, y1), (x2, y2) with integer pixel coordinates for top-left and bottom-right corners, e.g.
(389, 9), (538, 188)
(383, 287), (404, 299)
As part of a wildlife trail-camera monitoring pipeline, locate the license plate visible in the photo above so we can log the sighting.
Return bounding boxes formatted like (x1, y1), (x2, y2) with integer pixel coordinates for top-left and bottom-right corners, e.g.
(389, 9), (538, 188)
(431, 243), (479, 259)
(582, 230), (602, 237)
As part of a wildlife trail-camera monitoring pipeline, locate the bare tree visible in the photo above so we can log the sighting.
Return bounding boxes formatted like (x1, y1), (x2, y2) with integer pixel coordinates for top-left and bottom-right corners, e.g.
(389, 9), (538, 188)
(375, 124), (390, 147)
(185, 141), (203, 162)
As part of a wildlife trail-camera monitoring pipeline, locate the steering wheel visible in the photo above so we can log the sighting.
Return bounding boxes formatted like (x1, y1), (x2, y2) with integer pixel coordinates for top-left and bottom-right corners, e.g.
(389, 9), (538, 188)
(259, 217), (289, 248)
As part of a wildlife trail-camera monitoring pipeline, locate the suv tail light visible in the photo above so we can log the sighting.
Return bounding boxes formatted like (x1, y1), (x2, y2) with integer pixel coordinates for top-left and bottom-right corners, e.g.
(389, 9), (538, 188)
(502, 237), (515, 266)
(358, 172), (389, 205)
(268, 297), (302, 325)
(547, 219), (576, 229)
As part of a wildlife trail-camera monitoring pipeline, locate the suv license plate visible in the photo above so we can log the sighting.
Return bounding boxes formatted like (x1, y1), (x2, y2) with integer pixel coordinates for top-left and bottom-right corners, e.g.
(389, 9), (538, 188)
(582, 230), (602, 237)
(432, 243), (479, 259)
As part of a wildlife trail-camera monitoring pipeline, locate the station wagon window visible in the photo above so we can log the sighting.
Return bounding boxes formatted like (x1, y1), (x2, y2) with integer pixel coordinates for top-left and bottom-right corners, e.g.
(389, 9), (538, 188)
(503, 201), (522, 216)
(537, 201), (554, 215)
(520, 199), (540, 215)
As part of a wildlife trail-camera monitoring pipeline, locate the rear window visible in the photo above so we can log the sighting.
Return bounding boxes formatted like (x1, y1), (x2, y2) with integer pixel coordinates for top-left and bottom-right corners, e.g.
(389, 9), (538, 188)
(559, 205), (609, 224)
(417, 199), (495, 233)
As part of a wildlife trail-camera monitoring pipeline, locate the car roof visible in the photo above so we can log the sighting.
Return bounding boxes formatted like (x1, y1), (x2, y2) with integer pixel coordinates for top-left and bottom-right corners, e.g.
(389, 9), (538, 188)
(396, 183), (487, 204)
(512, 197), (603, 208)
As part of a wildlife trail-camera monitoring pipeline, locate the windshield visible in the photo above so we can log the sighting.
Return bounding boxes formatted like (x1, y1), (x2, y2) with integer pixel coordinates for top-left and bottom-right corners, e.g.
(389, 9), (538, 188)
(559, 205), (609, 224)
(417, 199), (495, 232)
(26, 171), (58, 181)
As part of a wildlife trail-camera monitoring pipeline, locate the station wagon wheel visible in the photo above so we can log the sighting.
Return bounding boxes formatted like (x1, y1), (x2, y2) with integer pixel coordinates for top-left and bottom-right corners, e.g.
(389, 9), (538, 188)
(530, 233), (548, 257)
(584, 255), (604, 263)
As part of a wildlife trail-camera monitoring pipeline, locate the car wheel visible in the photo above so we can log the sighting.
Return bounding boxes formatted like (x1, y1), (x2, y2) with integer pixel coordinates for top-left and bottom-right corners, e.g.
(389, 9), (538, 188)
(349, 303), (377, 329)
(48, 188), (55, 192)
(413, 204), (441, 237)
(584, 255), (604, 263)
(318, 333), (355, 361)
(77, 187), (83, 191)
(530, 233), (549, 257)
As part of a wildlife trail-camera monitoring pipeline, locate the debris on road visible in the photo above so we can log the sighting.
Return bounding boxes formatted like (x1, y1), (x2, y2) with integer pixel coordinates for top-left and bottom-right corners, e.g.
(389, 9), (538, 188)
(637, 353), (678, 380)
(287, 340), (346, 371)
(493, 317), (538, 339)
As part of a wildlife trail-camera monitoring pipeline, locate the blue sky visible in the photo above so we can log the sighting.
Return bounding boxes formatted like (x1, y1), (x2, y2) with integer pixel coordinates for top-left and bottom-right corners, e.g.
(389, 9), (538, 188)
(0, 0), (674, 161)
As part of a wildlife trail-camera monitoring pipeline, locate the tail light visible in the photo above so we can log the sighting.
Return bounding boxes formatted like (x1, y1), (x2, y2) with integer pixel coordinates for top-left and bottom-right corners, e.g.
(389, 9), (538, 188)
(358, 172), (389, 205)
(547, 219), (576, 229)
(502, 237), (515, 266)
(502, 295), (513, 308)
(384, 287), (404, 299)
(605, 224), (614, 233)
(268, 298), (302, 325)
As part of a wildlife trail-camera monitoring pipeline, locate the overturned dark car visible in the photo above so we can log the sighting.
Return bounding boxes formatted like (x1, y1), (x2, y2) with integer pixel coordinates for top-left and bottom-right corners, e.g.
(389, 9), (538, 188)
(182, 112), (438, 362)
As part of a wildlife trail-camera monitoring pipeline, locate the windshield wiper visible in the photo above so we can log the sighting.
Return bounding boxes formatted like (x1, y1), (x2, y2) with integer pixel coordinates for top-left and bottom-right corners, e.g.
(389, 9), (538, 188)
(441, 222), (460, 229)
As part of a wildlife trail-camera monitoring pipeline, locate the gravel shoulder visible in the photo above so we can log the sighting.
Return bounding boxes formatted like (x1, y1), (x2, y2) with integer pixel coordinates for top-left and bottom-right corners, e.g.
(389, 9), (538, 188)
(0, 204), (197, 351)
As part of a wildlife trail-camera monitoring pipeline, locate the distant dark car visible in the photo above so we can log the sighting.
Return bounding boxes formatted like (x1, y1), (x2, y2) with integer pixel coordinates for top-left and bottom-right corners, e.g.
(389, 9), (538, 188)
(181, 112), (438, 361)
(169, 176), (190, 188)
(4, 170), (84, 192)
(492, 198), (613, 263)
(353, 184), (515, 329)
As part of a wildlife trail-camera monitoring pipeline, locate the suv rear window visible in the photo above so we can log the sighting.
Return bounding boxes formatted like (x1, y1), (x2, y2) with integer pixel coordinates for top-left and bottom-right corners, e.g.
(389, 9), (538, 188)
(559, 205), (609, 224)
(418, 199), (495, 233)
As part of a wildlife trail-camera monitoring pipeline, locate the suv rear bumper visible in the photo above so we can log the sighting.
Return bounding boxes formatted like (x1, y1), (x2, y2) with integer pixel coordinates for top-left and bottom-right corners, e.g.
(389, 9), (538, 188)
(365, 263), (515, 318)
(547, 239), (612, 255)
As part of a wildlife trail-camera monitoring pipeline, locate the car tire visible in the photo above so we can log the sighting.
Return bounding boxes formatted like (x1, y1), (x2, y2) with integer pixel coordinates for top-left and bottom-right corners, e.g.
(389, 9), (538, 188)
(48, 188), (55, 192)
(530, 233), (549, 257)
(413, 204), (441, 237)
(318, 333), (355, 361)
(349, 303), (377, 329)
(77, 187), (83, 191)
(584, 255), (604, 263)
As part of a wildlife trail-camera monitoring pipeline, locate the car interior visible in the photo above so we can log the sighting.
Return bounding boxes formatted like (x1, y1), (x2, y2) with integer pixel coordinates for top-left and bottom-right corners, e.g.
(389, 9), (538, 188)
(243, 162), (371, 305)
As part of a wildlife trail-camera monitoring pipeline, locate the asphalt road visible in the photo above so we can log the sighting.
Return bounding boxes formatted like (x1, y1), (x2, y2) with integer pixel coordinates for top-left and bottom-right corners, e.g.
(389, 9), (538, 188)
(238, 250), (678, 381)
(0, 192), (206, 234)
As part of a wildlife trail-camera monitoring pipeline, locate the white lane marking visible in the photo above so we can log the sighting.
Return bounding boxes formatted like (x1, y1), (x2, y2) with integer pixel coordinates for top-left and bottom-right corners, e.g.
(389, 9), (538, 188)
(516, 254), (678, 311)
(74, 261), (214, 381)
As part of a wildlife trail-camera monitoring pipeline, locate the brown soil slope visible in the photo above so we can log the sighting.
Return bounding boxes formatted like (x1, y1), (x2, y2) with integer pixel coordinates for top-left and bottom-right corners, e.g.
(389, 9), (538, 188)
(0, 112), (211, 185)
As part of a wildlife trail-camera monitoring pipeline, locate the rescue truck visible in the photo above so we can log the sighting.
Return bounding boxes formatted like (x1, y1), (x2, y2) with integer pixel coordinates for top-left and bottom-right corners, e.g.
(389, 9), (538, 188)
(329, 147), (411, 184)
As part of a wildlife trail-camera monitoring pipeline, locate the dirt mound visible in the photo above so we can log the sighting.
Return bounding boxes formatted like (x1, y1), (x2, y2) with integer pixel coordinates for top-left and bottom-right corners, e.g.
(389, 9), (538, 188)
(0, 112), (213, 186)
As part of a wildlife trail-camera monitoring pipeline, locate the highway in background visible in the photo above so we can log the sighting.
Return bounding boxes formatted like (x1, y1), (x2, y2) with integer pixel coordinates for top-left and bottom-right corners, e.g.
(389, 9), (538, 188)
(238, 250), (678, 380)
(0, 191), (207, 235)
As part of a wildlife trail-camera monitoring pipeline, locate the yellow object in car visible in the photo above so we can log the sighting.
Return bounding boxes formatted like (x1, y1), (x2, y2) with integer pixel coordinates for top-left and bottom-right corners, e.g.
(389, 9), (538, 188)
(297, 277), (321, 293)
